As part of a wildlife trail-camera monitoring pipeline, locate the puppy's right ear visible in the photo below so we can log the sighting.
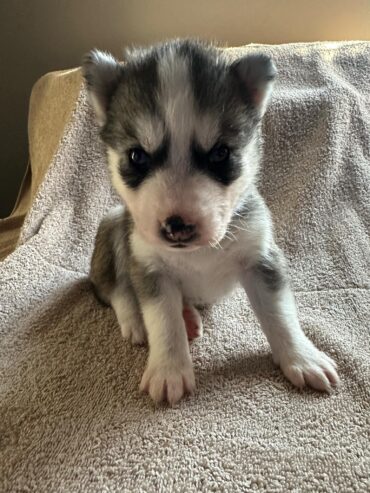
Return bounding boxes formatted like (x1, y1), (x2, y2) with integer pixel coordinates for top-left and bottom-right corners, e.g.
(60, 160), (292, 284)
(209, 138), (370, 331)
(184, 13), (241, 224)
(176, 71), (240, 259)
(82, 49), (123, 125)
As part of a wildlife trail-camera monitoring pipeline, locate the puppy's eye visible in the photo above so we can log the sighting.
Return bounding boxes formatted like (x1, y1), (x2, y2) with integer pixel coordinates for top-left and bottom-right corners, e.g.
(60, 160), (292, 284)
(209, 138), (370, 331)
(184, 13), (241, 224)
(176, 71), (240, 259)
(208, 144), (230, 164)
(129, 148), (150, 167)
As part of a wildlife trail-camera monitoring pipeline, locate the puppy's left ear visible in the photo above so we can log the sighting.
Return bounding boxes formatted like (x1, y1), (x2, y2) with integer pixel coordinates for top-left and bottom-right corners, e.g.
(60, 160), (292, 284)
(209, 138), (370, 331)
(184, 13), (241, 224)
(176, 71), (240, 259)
(230, 53), (277, 116)
(82, 49), (123, 125)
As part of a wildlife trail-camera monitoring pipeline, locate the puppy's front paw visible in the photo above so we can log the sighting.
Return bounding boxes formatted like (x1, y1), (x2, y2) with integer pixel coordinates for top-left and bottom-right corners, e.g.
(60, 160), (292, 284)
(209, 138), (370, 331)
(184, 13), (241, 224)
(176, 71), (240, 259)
(140, 358), (195, 405)
(276, 340), (339, 392)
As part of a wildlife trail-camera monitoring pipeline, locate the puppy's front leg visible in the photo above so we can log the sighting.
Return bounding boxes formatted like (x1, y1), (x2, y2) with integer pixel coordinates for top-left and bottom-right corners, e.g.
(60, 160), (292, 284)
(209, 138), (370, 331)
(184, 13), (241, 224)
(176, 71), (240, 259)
(133, 270), (195, 405)
(241, 247), (339, 391)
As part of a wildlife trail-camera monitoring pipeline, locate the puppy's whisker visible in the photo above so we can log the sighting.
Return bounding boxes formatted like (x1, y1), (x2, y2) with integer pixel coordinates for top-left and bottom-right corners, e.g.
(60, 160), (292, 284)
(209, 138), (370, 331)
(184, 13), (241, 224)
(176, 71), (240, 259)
(223, 232), (235, 242)
(209, 238), (223, 250)
(225, 228), (237, 241)
(232, 224), (252, 233)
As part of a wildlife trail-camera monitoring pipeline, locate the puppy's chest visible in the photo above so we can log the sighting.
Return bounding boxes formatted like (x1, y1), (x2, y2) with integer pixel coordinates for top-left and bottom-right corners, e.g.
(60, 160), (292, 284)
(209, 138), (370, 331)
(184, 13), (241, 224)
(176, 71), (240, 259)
(160, 249), (241, 304)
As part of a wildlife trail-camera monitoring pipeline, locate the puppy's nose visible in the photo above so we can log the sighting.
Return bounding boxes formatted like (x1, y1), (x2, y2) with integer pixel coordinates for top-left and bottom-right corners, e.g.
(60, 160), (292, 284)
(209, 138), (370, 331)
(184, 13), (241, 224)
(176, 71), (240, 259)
(161, 215), (196, 243)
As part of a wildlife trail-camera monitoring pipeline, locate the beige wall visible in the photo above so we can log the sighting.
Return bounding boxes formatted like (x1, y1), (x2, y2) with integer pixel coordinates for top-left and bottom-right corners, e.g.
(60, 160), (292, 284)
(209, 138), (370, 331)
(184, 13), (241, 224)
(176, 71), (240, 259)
(1, 0), (369, 217)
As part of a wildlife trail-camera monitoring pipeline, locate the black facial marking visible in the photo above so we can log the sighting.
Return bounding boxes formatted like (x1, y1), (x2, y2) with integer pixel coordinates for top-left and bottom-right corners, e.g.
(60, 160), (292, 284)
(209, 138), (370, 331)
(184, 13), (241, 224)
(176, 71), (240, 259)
(119, 138), (169, 189)
(178, 41), (226, 112)
(101, 49), (161, 149)
(192, 141), (242, 186)
(208, 144), (230, 164)
(129, 148), (151, 167)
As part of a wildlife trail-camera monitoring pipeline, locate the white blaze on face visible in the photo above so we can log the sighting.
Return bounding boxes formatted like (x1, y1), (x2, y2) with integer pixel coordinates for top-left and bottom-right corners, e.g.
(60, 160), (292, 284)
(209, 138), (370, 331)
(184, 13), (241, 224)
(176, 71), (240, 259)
(158, 48), (194, 163)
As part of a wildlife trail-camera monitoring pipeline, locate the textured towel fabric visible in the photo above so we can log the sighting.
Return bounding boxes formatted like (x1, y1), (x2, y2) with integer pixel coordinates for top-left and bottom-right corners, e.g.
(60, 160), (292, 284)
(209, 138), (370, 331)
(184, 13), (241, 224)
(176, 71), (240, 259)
(0, 68), (81, 260)
(1, 42), (369, 492)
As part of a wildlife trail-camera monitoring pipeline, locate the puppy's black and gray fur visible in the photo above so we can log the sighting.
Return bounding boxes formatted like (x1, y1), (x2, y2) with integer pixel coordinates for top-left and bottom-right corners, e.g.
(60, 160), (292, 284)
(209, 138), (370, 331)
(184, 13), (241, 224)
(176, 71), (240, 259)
(83, 40), (339, 405)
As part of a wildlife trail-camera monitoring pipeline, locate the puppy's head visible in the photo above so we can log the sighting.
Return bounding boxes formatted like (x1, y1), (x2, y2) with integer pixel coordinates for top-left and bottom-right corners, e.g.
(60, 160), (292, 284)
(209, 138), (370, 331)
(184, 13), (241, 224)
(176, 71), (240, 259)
(83, 40), (276, 250)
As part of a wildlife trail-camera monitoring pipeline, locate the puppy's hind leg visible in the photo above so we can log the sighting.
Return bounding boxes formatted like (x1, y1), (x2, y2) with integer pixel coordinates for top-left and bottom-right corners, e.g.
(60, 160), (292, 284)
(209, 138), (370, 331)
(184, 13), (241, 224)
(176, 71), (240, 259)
(90, 206), (146, 345)
(183, 304), (203, 341)
(111, 285), (147, 345)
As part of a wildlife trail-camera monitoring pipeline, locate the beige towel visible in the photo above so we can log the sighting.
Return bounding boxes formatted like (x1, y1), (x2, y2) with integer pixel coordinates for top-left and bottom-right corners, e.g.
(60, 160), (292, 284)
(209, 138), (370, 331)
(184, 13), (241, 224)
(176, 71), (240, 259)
(0, 68), (81, 260)
(1, 42), (369, 492)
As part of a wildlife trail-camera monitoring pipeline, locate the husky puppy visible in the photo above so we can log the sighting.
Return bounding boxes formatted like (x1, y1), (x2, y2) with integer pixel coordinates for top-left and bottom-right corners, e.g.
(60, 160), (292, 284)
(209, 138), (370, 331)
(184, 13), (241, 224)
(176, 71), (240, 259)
(82, 40), (339, 405)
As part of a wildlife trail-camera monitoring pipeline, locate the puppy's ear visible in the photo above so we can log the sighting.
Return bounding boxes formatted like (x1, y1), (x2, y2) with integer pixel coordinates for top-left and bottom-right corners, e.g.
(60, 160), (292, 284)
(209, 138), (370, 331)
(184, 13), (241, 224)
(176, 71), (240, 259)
(230, 53), (277, 116)
(82, 49), (123, 125)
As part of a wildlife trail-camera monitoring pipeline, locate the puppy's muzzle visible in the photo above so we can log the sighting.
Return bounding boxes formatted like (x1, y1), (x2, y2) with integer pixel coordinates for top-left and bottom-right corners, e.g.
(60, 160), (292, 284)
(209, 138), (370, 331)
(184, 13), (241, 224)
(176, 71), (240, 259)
(160, 215), (197, 246)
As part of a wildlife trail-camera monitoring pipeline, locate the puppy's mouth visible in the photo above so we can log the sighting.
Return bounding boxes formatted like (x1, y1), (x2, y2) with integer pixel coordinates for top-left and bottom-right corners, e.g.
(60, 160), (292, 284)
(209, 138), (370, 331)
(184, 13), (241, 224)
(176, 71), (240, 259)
(165, 236), (204, 252)
(164, 233), (198, 245)
(158, 233), (214, 252)
(168, 237), (199, 250)
(159, 226), (199, 248)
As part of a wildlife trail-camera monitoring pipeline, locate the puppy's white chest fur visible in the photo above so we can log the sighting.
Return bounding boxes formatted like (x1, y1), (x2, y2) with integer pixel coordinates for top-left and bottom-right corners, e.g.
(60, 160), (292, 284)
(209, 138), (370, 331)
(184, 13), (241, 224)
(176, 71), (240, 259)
(131, 230), (256, 304)
(163, 246), (242, 304)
